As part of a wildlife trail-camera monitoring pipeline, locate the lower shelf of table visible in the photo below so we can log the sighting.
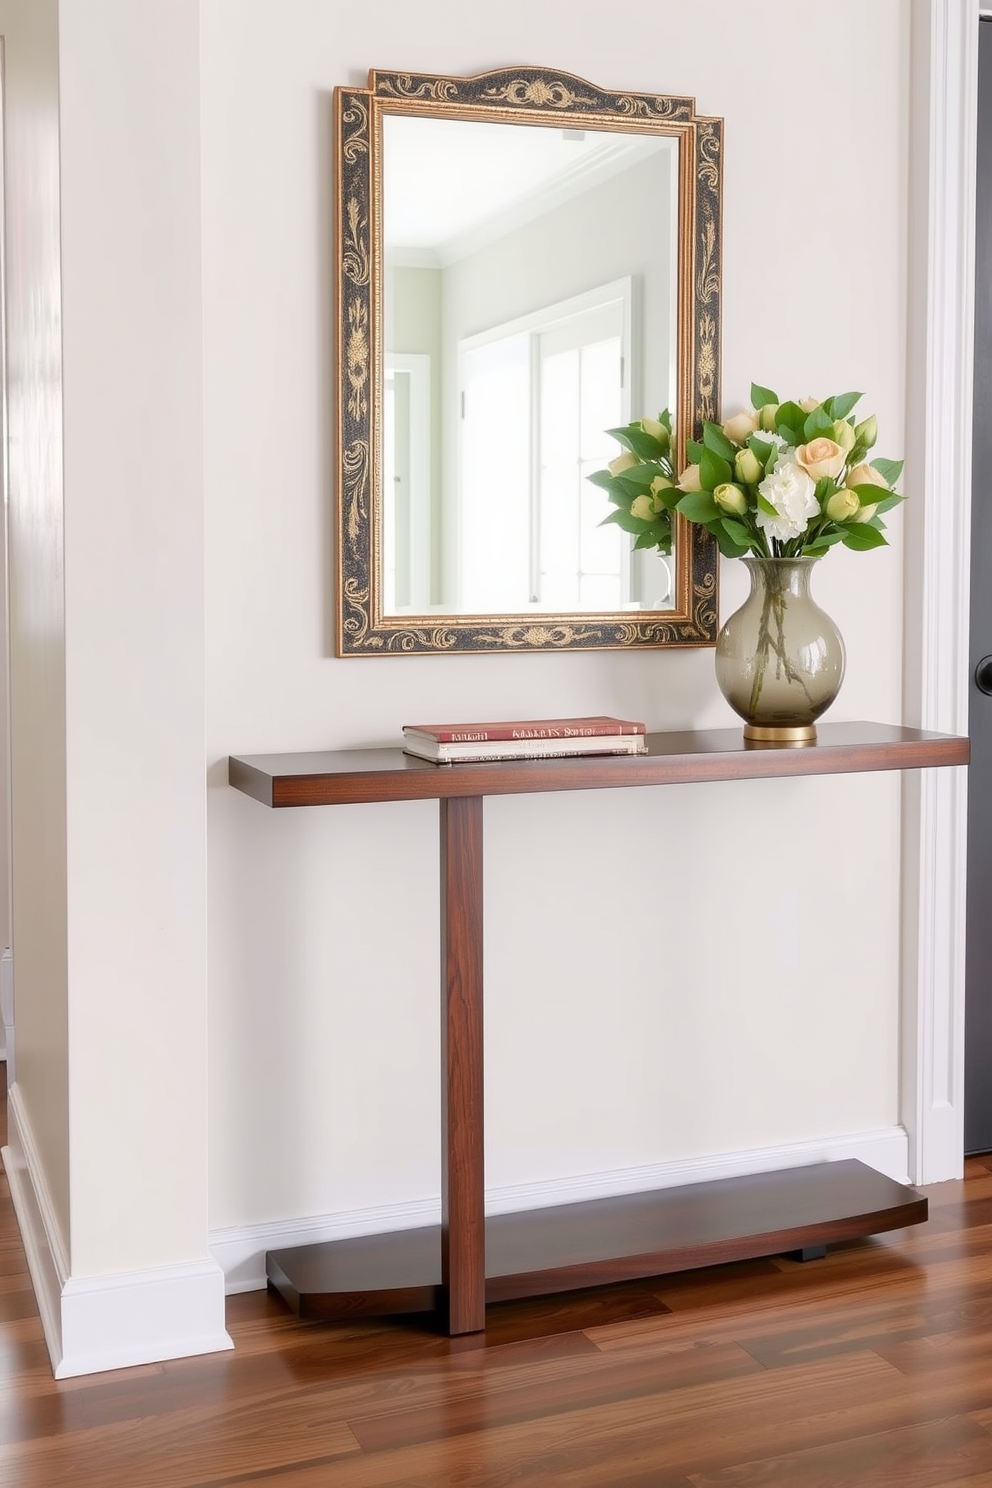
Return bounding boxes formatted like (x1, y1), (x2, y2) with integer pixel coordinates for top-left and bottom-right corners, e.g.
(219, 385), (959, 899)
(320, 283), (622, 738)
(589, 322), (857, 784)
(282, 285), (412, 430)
(265, 1159), (927, 1327)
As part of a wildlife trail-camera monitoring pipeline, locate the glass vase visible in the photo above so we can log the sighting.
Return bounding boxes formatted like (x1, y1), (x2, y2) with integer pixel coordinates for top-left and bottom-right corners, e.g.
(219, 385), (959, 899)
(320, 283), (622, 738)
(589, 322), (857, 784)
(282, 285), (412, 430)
(714, 557), (845, 744)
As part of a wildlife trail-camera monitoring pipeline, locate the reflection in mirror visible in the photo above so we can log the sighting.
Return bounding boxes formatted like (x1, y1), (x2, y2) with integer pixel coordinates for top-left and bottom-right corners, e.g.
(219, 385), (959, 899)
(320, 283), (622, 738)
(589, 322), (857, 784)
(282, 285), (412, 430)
(382, 116), (678, 617)
(335, 68), (722, 655)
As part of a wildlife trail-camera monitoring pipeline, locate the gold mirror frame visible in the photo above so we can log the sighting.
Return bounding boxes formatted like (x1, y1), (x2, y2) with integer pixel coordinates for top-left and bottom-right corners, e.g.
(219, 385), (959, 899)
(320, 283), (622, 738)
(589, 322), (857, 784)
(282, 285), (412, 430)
(334, 67), (722, 656)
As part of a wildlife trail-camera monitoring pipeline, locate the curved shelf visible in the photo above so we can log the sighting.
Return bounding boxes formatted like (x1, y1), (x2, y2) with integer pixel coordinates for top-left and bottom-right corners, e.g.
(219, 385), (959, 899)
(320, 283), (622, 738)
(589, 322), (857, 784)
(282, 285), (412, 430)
(228, 721), (968, 1334)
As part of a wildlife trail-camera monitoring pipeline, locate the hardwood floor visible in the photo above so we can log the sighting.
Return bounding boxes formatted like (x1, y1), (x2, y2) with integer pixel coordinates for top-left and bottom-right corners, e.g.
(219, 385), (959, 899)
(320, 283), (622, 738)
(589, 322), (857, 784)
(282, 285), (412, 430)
(5, 1101), (992, 1487)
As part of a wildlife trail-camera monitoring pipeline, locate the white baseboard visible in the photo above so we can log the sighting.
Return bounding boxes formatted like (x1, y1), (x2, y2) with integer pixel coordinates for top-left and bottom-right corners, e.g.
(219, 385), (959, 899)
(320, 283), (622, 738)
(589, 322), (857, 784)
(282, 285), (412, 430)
(57, 1261), (233, 1379)
(211, 1124), (911, 1294)
(3, 1082), (233, 1377)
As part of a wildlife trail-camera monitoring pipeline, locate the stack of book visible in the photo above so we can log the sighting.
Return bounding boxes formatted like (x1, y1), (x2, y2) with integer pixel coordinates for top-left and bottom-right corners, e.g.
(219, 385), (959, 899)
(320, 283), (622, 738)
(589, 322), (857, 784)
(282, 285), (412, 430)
(401, 716), (648, 764)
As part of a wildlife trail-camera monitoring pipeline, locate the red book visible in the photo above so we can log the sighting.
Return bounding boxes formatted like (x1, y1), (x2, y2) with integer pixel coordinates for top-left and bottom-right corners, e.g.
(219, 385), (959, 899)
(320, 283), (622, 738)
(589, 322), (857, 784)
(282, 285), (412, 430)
(402, 715), (646, 744)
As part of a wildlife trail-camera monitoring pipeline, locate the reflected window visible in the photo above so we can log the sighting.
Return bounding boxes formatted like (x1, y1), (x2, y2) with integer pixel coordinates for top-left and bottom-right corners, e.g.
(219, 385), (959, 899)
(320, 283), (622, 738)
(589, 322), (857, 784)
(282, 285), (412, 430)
(458, 279), (632, 612)
(383, 354), (431, 613)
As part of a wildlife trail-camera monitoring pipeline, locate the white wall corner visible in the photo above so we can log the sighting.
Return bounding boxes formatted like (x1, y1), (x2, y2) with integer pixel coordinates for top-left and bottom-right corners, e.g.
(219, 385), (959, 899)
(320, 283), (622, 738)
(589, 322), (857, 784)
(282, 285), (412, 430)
(902, 0), (978, 1185)
(2, 1080), (232, 1377)
(211, 1125), (911, 1294)
(2, 1080), (68, 1370)
(1, 949), (14, 1076)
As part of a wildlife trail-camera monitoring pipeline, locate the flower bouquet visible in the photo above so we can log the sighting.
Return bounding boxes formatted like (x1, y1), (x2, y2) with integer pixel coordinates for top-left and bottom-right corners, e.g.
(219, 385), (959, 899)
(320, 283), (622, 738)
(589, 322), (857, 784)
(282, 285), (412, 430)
(590, 385), (905, 741)
(591, 383), (903, 559)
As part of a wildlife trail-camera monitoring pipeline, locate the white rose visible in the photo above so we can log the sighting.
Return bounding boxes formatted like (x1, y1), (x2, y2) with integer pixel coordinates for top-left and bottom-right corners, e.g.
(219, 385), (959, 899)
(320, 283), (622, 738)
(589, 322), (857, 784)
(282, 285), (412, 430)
(756, 458), (819, 543)
(723, 410), (760, 444)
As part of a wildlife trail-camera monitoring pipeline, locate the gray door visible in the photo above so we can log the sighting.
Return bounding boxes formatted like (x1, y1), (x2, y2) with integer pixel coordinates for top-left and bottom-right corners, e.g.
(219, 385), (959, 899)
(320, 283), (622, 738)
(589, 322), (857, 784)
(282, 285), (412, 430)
(966, 17), (992, 1153)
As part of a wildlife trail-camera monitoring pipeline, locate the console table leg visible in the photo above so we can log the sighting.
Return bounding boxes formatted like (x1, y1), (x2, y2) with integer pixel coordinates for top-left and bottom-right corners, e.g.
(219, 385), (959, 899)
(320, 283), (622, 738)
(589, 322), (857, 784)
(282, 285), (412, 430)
(439, 795), (485, 1335)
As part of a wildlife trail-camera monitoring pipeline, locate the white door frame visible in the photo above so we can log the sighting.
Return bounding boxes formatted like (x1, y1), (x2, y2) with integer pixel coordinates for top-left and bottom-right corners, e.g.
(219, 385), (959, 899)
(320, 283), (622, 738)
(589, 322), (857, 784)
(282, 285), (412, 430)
(903, 0), (979, 1183)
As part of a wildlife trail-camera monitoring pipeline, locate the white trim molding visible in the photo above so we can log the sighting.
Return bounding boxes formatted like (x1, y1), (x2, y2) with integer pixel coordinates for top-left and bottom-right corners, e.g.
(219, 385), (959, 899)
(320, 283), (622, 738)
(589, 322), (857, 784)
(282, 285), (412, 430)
(902, 0), (979, 1184)
(2, 1081), (232, 1378)
(212, 1125), (911, 1294)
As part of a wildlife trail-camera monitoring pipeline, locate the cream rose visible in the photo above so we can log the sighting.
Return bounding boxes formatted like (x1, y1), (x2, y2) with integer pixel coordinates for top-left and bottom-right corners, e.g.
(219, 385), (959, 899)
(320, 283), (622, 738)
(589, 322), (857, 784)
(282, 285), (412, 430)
(832, 420), (857, 453)
(796, 437), (847, 482)
(714, 483), (747, 516)
(825, 487), (860, 522)
(800, 396), (821, 413)
(734, 448), (763, 485)
(678, 464), (703, 493)
(846, 462), (887, 491)
(630, 494), (655, 521)
(640, 416), (669, 450)
(854, 415), (878, 450)
(759, 403), (779, 433)
(723, 410), (760, 444)
(853, 503), (878, 523)
(756, 458), (819, 543)
(608, 451), (639, 477)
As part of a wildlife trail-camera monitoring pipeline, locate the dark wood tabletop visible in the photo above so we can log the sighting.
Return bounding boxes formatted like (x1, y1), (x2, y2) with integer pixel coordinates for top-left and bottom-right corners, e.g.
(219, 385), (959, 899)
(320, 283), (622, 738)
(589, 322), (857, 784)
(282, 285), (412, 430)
(228, 721), (969, 808)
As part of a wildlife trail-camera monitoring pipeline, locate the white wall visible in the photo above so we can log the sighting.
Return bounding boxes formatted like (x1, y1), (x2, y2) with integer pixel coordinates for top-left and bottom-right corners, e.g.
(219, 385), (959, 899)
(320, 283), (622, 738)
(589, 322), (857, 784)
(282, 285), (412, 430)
(57, 0), (210, 1278)
(1, 0), (69, 1245)
(204, 0), (910, 1241)
(0, 0), (229, 1377)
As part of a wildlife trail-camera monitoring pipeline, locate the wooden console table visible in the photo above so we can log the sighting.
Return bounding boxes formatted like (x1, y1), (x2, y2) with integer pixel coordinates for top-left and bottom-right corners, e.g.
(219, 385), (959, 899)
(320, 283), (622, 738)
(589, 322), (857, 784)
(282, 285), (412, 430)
(228, 721), (968, 1334)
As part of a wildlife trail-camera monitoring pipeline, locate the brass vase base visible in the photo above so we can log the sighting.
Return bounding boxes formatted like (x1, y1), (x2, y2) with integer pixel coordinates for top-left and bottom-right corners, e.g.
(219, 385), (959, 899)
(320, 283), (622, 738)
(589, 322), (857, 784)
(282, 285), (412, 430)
(743, 722), (817, 746)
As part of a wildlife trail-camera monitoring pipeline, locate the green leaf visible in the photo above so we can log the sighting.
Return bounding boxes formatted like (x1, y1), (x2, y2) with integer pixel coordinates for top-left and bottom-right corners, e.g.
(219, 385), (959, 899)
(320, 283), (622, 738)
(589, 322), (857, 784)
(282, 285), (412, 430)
(677, 491), (721, 523)
(716, 537), (750, 559)
(806, 528), (846, 550)
(720, 518), (753, 546)
(750, 382), (778, 409)
(851, 482), (889, 504)
(842, 523), (889, 551)
(702, 422), (736, 460)
(603, 509), (647, 534)
(633, 529), (671, 552)
(614, 464), (664, 492)
(871, 457), (903, 485)
(757, 493), (779, 518)
(685, 438), (705, 464)
(871, 492), (905, 515)
(803, 406), (835, 440)
(654, 483), (684, 511)
(775, 400), (806, 435)
(605, 425), (660, 461)
(825, 391), (862, 420)
(748, 436), (774, 464)
(586, 469), (615, 489)
(699, 448), (732, 490)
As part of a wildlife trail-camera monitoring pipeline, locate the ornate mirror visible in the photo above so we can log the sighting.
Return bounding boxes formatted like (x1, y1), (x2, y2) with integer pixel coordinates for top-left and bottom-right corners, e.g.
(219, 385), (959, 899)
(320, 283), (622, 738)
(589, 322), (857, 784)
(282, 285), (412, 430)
(334, 67), (722, 655)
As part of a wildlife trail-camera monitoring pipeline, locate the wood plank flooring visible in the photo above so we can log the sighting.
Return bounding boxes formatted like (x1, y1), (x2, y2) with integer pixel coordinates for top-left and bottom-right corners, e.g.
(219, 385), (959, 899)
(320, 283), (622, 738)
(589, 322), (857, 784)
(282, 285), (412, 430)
(5, 1096), (992, 1485)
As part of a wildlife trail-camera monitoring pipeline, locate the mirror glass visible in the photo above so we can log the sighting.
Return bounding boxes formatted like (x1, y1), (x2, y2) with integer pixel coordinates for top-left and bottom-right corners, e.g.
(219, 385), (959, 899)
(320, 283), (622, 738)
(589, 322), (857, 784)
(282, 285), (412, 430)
(334, 68), (722, 655)
(381, 116), (678, 616)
